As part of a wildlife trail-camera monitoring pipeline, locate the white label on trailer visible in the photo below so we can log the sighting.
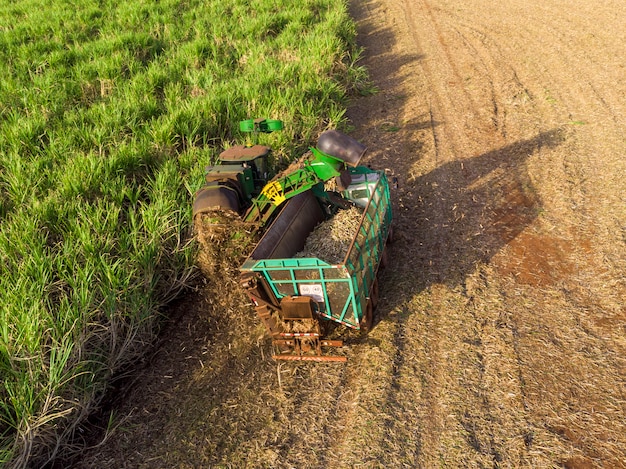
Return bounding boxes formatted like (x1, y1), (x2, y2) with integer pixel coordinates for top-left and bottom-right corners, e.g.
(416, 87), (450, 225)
(299, 284), (324, 303)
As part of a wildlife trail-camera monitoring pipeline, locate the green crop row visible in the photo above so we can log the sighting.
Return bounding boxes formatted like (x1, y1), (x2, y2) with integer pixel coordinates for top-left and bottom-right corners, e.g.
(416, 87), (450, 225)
(0, 0), (368, 466)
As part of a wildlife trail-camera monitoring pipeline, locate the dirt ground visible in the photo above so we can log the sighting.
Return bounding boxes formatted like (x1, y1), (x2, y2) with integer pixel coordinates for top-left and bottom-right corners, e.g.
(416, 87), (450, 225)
(74, 0), (625, 467)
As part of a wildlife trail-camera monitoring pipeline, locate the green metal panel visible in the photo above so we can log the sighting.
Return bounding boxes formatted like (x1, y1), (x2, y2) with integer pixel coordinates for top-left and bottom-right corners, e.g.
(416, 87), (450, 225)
(308, 147), (344, 181)
(237, 166), (255, 199)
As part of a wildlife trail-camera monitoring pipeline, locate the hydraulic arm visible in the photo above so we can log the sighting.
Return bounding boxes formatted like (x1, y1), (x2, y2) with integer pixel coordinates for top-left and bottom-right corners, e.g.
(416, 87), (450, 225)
(243, 145), (353, 225)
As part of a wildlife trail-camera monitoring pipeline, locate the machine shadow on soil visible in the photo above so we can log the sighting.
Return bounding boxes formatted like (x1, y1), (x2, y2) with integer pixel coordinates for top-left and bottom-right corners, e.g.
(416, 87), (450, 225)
(373, 128), (566, 323)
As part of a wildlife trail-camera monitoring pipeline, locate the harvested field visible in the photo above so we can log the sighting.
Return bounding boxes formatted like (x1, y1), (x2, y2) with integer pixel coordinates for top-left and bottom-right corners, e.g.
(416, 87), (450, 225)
(76, 0), (625, 468)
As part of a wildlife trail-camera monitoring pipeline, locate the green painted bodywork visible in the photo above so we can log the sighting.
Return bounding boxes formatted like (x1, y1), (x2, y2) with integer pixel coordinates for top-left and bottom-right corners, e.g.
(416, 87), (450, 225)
(243, 147), (347, 225)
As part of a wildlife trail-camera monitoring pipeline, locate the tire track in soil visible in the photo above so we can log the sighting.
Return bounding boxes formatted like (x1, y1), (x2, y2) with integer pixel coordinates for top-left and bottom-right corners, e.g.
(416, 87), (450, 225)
(319, 0), (447, 464)
(333, 0), (578, 466)
(403, 2), (626, 467)
(325, 0), (537, 465)
(383, 1), (532, 465)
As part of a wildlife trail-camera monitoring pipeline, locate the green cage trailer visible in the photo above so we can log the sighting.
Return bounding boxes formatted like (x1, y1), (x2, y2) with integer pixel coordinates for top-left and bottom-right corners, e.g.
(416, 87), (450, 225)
(240, 166), (393, 362)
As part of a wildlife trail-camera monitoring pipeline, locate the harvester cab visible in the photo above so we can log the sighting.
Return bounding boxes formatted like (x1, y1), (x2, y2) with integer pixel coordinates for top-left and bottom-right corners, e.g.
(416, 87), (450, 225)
(192, 118), (282, 217)
(240, 130), (366, 226)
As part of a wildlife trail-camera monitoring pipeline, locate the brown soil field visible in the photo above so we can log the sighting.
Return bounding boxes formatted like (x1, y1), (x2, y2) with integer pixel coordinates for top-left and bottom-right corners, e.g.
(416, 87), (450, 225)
(73, 0), (625, 467)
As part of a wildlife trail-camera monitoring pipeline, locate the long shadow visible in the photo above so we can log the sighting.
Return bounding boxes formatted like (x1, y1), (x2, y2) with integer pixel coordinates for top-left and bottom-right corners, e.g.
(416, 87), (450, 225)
(347, 0), (423, 129)
(355, 127), (565, 378)
(346, 0), (566, 298)
(344, 0), (570, 463)
(386, 128), (565, 294)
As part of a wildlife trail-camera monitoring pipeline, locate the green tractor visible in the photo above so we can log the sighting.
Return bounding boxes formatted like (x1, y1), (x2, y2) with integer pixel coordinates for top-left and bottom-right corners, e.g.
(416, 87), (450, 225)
(192, 118), (366, 226)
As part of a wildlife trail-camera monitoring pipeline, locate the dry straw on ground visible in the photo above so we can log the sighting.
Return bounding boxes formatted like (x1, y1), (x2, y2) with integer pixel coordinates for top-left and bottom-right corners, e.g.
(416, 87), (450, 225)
(194, 210), (258, 279)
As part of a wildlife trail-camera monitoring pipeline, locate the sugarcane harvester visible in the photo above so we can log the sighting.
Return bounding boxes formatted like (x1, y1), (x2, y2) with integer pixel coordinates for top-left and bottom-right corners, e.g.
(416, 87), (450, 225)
(193, 119), (393, 362)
